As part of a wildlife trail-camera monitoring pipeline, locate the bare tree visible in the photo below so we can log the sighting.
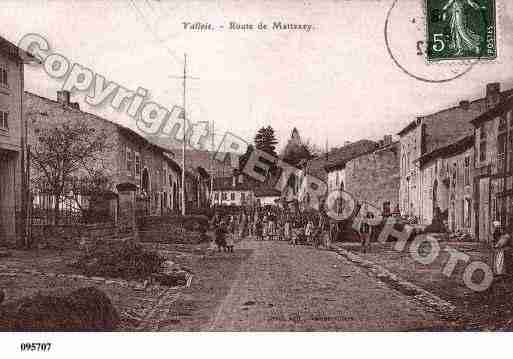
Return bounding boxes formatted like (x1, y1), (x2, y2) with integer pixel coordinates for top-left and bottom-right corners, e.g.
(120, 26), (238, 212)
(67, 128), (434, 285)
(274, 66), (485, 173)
(30, 118), (113, 224)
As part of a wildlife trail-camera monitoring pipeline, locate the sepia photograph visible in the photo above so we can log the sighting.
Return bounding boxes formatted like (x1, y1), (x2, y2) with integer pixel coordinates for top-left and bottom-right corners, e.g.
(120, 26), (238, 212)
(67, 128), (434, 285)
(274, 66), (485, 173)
(1, 0), (513, 357)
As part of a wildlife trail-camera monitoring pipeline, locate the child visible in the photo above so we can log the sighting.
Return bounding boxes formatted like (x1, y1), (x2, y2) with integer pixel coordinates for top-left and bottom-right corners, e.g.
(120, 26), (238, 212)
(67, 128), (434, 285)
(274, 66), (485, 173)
(305, 219), (314, 245)
(284, 219), (292, 245)
(255, 218), (263, 241)
(214, 220), (228, 252)
(226, 227), (235, 253)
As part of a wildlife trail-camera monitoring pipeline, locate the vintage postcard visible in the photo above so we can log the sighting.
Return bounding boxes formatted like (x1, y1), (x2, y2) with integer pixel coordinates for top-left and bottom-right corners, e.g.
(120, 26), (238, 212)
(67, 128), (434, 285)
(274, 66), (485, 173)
(1, 0), (513, 357)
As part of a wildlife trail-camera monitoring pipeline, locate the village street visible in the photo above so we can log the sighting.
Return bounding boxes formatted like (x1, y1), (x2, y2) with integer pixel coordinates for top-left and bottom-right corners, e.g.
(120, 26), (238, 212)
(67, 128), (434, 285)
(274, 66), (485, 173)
(202, 238), (449, 331)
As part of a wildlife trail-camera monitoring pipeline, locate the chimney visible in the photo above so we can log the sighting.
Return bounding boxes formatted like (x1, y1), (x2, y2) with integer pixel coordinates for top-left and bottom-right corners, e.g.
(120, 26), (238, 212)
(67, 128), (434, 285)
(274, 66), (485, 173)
(57, 90), (70, 106)
(383, 135), (393, 146)
(459, 100), (470, 110)
(486, 82), (501, 108)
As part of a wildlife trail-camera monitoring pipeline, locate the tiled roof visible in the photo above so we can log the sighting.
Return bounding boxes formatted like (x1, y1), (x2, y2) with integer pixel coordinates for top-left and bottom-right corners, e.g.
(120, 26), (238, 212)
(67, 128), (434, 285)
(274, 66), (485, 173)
(416, 135), (474, 167)
(253, 186), (281, 198)
(213, 176), (254, 191)
(472, 96), (513, 126)
(303, 140), (377, 180)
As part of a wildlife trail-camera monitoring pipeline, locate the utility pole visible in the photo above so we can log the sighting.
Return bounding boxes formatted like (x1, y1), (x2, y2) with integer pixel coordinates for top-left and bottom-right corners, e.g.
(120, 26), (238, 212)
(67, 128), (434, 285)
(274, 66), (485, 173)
(181, 53), (187, 216)
(168, 54), (199, 216)
(210, 120), (214, 206)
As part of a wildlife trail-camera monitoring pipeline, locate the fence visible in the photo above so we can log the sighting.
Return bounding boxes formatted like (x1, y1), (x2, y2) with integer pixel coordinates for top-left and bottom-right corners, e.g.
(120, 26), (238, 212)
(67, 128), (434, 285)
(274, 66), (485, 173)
(30, 178), (116, 226)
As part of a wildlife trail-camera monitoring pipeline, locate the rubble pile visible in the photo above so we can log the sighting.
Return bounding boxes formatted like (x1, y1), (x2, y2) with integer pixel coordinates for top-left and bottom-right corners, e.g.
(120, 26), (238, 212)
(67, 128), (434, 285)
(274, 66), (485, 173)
(69, 241), (166, 281)
(0, 287), (119, 331)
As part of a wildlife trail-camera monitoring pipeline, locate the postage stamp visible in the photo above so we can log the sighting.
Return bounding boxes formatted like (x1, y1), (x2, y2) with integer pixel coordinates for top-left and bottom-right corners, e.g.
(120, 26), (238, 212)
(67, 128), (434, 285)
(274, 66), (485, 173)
(426, 0), (497, 62)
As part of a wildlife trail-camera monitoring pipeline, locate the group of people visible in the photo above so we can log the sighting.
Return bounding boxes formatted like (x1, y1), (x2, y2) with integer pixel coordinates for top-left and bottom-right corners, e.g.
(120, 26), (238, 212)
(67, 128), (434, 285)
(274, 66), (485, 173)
(209, 207), (339, 251)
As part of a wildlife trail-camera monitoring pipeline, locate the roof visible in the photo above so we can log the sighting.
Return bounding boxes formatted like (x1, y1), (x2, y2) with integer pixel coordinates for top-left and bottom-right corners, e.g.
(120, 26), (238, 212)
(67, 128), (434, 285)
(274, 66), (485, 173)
(321, 140), (378, 173)
(212, 176), (254, 191)
(416, 135), (474, 167)
(0, 35), (37, 63)
(397, 86), (513, 140)
(397, 119), (420, 136)
(346, 141), (400, 164)
(254, 186), (281, 198)
(24, 91), (179, 157)
(471, 96), (513, 126)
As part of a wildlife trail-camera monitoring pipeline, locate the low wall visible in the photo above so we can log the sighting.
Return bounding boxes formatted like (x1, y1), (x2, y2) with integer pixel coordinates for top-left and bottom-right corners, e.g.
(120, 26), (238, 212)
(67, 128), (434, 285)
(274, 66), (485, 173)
(31, 223), (122, 248)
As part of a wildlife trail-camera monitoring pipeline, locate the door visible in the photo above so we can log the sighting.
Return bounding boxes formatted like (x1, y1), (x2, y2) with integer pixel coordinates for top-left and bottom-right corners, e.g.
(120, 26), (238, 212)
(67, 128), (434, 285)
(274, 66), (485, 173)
(479, 177), (490, 242)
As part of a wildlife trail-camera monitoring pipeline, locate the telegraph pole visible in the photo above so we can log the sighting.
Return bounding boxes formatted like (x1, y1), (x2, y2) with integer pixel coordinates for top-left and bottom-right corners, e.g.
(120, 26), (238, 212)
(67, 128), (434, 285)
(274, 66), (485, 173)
(168, 54), (199, 216)
(181, 54), (187, 216)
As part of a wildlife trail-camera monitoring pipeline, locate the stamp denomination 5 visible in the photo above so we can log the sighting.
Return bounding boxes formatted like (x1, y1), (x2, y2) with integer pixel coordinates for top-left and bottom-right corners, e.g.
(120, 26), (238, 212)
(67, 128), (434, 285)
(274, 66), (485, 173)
(426, 0), (497, 61)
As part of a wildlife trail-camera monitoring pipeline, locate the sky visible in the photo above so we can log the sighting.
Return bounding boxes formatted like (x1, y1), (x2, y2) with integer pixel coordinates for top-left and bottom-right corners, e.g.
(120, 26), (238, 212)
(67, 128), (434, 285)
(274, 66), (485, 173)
(1, 0), (513, 152)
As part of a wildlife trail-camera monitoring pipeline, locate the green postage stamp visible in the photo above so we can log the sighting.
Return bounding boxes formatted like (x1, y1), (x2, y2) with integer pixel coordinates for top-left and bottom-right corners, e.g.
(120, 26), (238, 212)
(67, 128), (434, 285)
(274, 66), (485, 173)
(426, 0), (497, 61)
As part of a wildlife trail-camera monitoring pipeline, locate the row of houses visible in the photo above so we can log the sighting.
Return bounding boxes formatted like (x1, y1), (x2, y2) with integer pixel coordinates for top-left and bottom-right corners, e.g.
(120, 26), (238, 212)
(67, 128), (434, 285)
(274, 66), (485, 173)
(25, 90), (213, 219)
(210, 172), (281, 207)
(277, 82), (513, 243)
(399, 82), (513, 242)
(0, 35), (212, 243)
(281, 129), (400, 216)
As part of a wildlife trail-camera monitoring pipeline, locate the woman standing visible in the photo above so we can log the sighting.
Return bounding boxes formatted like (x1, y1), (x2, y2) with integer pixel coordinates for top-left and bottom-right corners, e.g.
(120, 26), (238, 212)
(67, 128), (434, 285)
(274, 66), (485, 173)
(492, 222), (511, 277)
(284, 218), (292, 245)
(305, 219), (314, 245)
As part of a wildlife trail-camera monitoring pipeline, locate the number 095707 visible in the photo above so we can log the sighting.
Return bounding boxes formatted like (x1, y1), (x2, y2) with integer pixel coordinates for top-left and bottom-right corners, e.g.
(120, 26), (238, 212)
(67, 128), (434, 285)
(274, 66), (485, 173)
(20, 343), (52, 352)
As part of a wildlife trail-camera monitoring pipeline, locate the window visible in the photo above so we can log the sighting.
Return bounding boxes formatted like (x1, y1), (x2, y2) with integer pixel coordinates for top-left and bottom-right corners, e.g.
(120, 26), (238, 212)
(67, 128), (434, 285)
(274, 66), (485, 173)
(499, 116), (507, 132)
(0, 111), (8, 131)
(230, 192), (235, 201)
(241, 193), (246, 202)
(0, 65), (8, 87)
(479, 125), (487, 162)
(221, 192), (227, 200)
(383, 201), (391, 216)
(135, 152), (141, 176)
(126, 148), (133, 174)
(464, 156), (470, 186)
(498, 132), (507, 173)
(214, 193), (219, 201)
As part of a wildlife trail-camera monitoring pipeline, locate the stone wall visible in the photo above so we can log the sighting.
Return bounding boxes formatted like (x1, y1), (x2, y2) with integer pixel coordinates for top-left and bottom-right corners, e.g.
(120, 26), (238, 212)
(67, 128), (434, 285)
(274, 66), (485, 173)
(345, 142), (400, 213)
(31, 223), (122, 248)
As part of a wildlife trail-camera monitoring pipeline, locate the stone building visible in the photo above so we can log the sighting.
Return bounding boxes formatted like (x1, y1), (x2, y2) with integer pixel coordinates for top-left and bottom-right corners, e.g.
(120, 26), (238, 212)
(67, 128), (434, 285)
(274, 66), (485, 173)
(342, 138), (399, 214)
(0, 36), (28, 242)
(286, 139), (377, 210)
(416, 135), (474, 234)
(471, 96), (513, 242)
(24, 90), (183, 220)
(398, 82), (513, 222)
(211, 174), (254, 206)
(323, 140), (382, 195)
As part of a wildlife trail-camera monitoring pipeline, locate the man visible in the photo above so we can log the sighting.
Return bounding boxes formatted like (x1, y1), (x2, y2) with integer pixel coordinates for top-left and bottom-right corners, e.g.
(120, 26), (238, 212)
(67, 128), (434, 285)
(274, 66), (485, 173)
(359, 213), (373, 253)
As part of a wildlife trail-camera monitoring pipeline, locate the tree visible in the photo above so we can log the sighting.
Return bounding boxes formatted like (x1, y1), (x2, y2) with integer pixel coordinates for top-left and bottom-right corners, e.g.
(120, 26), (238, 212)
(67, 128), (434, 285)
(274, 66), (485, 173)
(30, 118), (113, 224)
(254, 126), (278, 157)
(282, 139), (313, 167)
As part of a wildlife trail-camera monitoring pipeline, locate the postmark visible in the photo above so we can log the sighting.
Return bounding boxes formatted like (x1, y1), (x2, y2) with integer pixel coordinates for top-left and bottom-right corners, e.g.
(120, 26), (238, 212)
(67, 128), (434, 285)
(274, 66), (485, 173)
(426, 0), (497, 61)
